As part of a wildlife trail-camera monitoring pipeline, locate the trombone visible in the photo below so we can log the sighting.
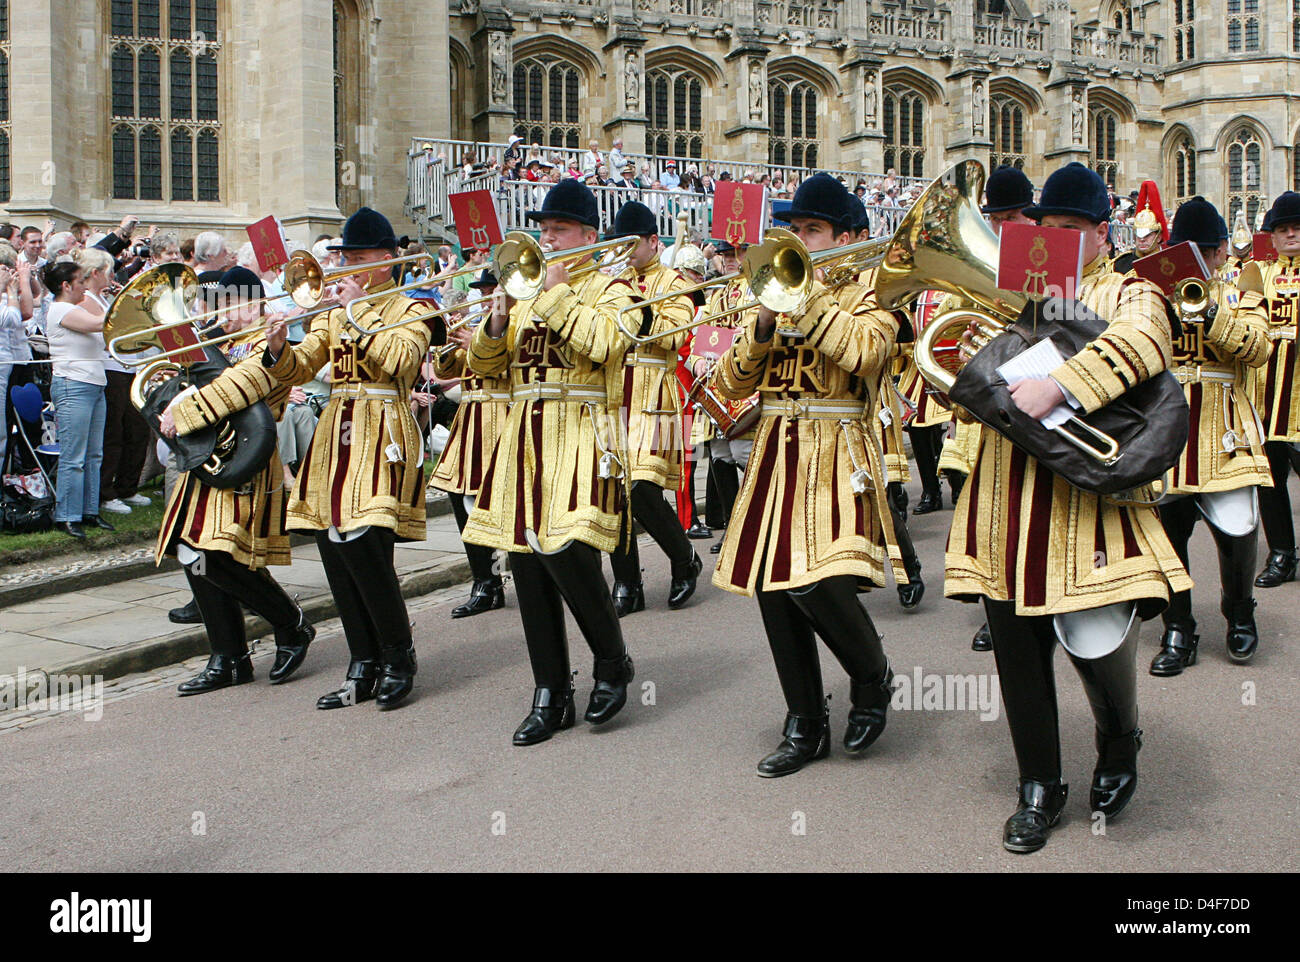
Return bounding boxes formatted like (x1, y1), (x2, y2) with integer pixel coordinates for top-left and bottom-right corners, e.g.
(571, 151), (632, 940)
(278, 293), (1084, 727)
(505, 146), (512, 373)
(495, 231), (637, 300)
(614, 229), (891, 343)
(283, 248), (441, 309)
(104, 263), (343, 365)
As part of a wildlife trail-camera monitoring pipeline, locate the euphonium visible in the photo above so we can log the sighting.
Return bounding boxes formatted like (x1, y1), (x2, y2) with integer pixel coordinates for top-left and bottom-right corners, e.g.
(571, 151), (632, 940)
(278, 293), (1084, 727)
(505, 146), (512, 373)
(875, 159), (1028, 399)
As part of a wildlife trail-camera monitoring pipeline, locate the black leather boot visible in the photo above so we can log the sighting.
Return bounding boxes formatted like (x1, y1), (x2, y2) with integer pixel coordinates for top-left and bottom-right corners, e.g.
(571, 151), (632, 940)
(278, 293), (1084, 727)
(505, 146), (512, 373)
(1003, 779), (1069, 854)
(316, 659), (379, 710)
(912, 491), (943, 515)
(168, 598), (203, 624)
(177, 652), (253, 696)
(375, 643), (417, 708)
(897, 554), (924, 610)
(1254, 548), (1298, 587)
(668, 552), (703, 609)
(1214, 525), (1260, 663)
(844, 666), (893, 753)
(971, 623), (993, 651)
(82, 514), (115, 531)
(710, 533), (725, 554)
(947, 470), (965, 505)
(269, 610), (315, 684)
(1092, 728), (1143, 818)
(1224, 598), (1259, 663)
(1149, 621), (1198, 676)
(687, 519), (713, 540)
(1068, 627), (1141, 820)
(611, 581), (645, 618)
(886, 481), (908, 517)
(757, 710), (831, 778)
(585, 654), (634, 724)
(513, 685), (576, 746)
(452, 579), (505, 619)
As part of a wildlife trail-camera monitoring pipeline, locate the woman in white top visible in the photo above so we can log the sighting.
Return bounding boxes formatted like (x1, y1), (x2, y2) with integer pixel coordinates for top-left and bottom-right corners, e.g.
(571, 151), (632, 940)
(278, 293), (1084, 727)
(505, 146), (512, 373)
(43, 260), (111, 539)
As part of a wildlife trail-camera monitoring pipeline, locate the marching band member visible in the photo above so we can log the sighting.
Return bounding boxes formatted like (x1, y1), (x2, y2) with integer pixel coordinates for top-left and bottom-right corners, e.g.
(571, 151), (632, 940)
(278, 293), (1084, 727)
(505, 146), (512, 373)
(460, 180), (638, 746)
(689, 239), (756, 554)
(710, 174), (904, 778)
(157, 267), (315, 695)
(949, 163), (1191, 852)
(1150, 198), (1269, 674)
(958, 166), (1038, 652)
(670, 243), (713, 540)
(263, 208), (433, 711)
(851, 201), (924, 609)
(430, 275), (511, 618)
(606, 201), (703, 616)
(896, 332), (951, 514)
(1249, 191), (1300, 590)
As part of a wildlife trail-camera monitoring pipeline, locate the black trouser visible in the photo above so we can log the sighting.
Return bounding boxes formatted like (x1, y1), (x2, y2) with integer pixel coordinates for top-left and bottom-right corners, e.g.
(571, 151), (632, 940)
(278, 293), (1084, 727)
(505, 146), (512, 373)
(509, 541), (627, 690)
(709, 456), (741, 528)
(1258, 441), (1300, 553)
(610, 480), (696, 585)
(755, 575), (888, 716)
(448, 491), (500, 585)
(983, 599), (1139, 784)
(315, 528), (412, 661)
(906, 424), (945, 499)
(180, 547), (300, 658)
(1159, 494), (1258, 627)
(100, 369), (151, 501)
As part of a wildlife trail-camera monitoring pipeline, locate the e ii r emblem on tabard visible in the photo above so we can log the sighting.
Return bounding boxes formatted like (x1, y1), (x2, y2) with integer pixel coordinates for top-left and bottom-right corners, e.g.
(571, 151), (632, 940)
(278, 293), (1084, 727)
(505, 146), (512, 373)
(331, 342), (359, 382)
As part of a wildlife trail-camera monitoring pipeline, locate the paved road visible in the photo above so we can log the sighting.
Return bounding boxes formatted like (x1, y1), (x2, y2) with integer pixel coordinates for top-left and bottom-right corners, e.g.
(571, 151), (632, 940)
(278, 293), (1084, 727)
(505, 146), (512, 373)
(1, 497), (1297, 872)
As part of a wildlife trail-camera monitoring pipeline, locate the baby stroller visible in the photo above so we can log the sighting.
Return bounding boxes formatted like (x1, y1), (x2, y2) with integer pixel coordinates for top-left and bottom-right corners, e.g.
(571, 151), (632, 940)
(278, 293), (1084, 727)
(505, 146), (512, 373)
(2, 383), (57, 534)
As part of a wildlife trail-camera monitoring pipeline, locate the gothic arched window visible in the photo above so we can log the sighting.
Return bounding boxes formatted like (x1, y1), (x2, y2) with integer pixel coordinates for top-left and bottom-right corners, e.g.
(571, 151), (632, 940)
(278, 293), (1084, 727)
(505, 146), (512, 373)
(647, 66), (704, 160)
(768, 75), (819, 170)
(513, 54), (582, 149)
(882, 84), (926, 178)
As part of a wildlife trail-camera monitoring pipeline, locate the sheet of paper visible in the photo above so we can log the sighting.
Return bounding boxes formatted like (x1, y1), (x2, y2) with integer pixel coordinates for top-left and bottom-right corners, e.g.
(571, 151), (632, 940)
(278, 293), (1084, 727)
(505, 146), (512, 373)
(996, 339), (1075, 430)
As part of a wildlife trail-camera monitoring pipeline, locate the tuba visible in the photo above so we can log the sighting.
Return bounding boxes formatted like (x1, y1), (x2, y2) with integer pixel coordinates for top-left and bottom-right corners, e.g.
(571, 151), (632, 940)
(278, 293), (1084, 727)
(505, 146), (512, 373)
(876, 160), (1189, 496)
(103, 265), (276, 489)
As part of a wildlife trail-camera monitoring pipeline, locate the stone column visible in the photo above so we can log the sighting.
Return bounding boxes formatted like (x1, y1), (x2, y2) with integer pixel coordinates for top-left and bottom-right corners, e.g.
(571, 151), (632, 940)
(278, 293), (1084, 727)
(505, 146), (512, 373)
(601, 20), (648, 155)
(470, 9), (516, 144)
(4, 0), (81, 223)
(253, 0), (342, 245)
(1043, 73), (1091, 167)
(943, 65), (991, 166)
(838, 49), (885, 174)
(723, 33), (769, 163)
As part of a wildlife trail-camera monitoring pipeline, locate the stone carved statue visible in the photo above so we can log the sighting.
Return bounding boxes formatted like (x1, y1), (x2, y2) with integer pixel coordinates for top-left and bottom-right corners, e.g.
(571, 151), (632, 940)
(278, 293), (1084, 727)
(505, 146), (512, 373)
(1071, 88), (1084, 144)
(749, 60), (763, 118)
(625, 50), (640, 110)
(864, 69), (877, 129)
(972, 80), (985, 135)
(490, 33), (509, 105)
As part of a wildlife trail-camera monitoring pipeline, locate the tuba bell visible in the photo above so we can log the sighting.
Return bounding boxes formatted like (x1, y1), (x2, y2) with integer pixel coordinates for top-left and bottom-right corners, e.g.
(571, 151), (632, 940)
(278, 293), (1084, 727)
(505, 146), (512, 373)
(875, 159), (1028, 400)
(103, 265), (276, 489)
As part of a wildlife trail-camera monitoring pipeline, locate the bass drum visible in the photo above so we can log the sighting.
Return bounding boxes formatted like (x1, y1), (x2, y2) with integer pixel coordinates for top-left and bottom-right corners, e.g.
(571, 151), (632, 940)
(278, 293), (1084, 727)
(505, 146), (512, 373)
(134, 344), (277, 489)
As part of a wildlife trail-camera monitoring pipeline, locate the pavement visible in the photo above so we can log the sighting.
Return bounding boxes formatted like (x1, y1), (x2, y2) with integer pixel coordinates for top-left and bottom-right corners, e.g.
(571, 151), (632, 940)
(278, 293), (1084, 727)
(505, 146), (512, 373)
(1, 480), (1297, 872)
(0, 505), (471, 682)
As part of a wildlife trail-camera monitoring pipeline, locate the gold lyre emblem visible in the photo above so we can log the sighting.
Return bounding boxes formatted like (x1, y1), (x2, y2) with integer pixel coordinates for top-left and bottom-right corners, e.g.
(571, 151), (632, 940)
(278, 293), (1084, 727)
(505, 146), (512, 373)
(467, 197), (490, 249)
(1023, 235), (1049, 298)
(726, 189), (749, 247)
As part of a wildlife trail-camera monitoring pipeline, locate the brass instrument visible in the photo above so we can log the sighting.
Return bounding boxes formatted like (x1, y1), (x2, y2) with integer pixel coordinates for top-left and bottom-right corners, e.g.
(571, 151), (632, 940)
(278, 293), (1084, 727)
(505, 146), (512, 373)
(282, 248), (439, 309)
(494, 231), (638, 301)
(103, 265), (276, 489)
(877, 160), (1120, 465)
(1177, 261), (1264, 325)
(614, 230), (890, 343)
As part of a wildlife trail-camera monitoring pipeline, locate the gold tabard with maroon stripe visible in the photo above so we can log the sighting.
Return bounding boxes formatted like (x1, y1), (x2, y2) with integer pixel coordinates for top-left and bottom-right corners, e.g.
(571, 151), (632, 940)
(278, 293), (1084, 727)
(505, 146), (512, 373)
(708, 279), (906, 596)
(1248, 256), (1300, 442)
(1162, 277), (1270, 495)
(156, 331), (292, 569)
(945, 256), (1193, 617)
(622, 257), (693, 489)
(264, 281), (432, 540)
(428, 346), (510, 497)
(460, 269), (634, 554)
